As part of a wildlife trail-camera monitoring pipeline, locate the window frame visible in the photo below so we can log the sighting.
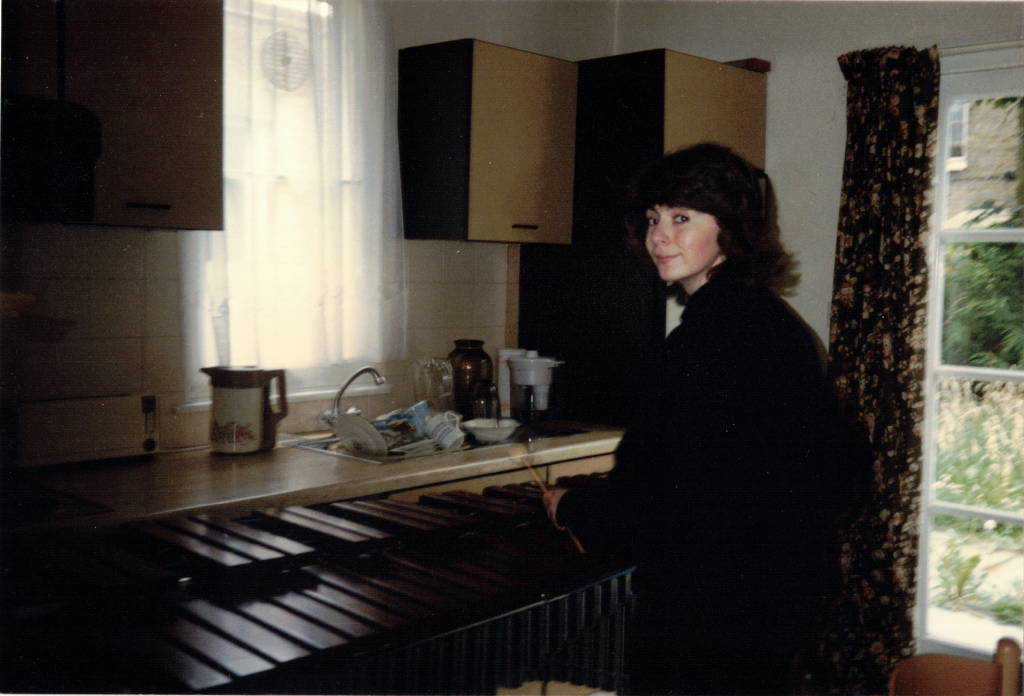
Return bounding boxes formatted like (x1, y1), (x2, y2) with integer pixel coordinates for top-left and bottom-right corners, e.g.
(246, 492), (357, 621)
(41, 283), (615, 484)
(946, 101), (969, 171)
(917, 42), (1024, 658)
(179, 0), (401, 410)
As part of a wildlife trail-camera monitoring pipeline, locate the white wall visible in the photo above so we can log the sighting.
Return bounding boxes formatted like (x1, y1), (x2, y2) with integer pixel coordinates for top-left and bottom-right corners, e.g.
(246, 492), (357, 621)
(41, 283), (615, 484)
(389, 0), (1024, 343)
(390, 1), (618, 59)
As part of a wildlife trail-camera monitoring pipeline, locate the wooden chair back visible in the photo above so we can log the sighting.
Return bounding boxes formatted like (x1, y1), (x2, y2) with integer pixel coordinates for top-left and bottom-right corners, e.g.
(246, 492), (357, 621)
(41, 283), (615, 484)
(888, 638), (1021, 696)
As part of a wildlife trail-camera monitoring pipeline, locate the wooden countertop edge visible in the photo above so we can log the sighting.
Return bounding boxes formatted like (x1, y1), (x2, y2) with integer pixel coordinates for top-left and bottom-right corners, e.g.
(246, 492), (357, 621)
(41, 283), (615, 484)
(10, 427), (623, 534)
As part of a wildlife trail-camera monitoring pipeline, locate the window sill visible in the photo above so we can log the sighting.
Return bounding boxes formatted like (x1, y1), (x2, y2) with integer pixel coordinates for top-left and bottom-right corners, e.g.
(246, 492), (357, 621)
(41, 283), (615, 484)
(918, 606), (1023, 659)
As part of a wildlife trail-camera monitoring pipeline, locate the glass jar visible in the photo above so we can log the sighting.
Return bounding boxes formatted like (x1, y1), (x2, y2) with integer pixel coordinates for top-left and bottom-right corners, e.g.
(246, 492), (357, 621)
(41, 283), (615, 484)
(447, 339), (493, 419)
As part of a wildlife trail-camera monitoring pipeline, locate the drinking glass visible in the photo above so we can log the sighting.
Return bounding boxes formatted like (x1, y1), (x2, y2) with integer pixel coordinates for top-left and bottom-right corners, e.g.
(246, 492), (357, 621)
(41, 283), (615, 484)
(414, 358), (455, 412)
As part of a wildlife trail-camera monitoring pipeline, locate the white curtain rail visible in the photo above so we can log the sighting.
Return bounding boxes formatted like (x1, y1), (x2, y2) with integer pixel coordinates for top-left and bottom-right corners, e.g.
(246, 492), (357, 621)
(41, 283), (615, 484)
(938, 40), (1023, 76)
(939, 39), (1023, 56)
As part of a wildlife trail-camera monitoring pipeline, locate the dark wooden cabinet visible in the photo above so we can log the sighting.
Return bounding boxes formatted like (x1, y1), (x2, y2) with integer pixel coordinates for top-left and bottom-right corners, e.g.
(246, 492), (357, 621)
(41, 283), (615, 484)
(398, 39), (577, 244)
(2, 0), (223, 230)
(519, 49), (767, 426)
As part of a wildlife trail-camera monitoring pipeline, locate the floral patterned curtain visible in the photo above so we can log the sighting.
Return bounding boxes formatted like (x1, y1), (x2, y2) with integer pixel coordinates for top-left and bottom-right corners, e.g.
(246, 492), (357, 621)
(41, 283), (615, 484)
(821, 46), (940, 694)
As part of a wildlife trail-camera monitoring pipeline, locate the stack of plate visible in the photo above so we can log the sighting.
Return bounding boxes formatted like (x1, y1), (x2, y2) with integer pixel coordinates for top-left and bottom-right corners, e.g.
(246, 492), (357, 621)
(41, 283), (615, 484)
(332, 415), (387, 457)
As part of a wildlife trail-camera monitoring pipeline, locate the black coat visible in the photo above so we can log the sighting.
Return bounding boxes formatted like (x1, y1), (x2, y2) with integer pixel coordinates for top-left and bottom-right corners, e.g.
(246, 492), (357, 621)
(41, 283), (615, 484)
(556, 277), (870, 694)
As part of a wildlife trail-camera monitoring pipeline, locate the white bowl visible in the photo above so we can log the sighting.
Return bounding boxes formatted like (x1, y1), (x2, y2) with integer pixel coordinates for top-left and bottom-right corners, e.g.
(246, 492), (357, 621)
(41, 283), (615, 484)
(463, 418), (520, 443)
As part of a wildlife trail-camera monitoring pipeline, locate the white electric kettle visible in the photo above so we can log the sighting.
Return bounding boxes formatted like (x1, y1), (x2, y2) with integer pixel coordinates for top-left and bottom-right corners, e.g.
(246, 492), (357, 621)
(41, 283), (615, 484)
(201, 366), (288, 453)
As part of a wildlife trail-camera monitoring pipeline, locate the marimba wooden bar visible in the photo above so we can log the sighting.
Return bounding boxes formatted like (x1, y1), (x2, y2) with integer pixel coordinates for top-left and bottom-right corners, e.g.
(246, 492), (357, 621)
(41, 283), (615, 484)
(2, 480), (633, 694)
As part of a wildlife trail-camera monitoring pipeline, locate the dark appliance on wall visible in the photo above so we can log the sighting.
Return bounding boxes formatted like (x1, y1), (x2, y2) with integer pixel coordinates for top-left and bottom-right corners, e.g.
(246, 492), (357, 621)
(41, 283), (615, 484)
(1, 0), (102, 224)
(1, 94), (102, 223)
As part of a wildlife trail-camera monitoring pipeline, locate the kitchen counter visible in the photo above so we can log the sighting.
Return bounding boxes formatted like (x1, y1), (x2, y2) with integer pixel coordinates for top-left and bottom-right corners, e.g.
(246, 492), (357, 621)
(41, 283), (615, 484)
(4, 425), (623, 534)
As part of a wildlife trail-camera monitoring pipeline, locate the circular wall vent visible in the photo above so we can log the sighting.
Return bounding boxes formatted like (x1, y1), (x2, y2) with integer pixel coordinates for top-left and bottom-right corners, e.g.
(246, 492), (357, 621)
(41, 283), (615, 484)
(260, 30), (310, 92)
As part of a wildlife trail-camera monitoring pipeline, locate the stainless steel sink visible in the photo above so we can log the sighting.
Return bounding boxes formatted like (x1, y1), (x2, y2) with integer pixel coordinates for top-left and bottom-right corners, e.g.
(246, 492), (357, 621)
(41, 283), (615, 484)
(287, 434), (462, 465)
(283, 423), (586, 465)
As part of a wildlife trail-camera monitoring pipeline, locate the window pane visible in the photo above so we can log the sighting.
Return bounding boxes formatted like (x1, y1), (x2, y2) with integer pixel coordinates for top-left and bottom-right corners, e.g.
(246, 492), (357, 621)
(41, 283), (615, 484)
(934, 376), (1024, 512)
(947, 103), (967, 163)
(941, 242), (1024, 370)
(926, 514), (1023, 651)
(943, 96), (1022, 229)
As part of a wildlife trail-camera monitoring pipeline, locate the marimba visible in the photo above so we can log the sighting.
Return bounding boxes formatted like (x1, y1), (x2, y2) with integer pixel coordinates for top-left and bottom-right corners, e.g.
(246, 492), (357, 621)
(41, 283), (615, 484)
(2, 479), (633, 694)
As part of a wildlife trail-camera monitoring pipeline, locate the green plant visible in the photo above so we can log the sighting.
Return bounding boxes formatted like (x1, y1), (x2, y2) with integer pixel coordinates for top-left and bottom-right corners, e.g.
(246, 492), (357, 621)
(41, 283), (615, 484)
(933, 378), (1024, 514)
(942, 242), (1024, 370)
(984, 581), (1024, 626)
(933, 541), (987, 610)
(933, 516), (1024, 550)
(963, 200), (1023, 230)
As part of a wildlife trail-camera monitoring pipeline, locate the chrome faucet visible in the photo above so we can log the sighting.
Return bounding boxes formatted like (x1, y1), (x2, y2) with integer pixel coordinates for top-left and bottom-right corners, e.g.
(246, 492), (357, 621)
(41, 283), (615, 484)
(318, 366), (387, 428)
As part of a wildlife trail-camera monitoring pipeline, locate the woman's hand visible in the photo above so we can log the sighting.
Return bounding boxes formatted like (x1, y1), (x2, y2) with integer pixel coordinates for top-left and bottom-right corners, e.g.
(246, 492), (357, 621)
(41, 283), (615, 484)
(542, 487), (569, 530)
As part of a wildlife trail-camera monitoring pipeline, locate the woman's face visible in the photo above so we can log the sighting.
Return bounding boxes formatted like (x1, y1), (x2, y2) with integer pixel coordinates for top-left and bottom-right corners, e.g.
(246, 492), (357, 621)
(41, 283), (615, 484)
(644, 205), (725, 295)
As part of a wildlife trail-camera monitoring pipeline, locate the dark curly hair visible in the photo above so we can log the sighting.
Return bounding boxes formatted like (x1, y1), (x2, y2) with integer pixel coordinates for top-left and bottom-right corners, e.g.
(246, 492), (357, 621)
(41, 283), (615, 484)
(625, 143), (792, 294)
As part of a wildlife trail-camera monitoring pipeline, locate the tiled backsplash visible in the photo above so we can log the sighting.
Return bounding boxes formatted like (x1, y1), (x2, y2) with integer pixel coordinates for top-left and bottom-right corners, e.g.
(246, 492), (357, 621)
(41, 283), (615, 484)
(405, 239), (518, 362)
(12, 225), (181, 403)
(5, 226), (518, 454)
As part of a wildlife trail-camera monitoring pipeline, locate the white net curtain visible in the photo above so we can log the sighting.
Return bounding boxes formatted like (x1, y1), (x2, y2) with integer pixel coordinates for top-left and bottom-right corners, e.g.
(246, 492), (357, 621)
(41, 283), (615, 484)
(181, 0), (405, 402)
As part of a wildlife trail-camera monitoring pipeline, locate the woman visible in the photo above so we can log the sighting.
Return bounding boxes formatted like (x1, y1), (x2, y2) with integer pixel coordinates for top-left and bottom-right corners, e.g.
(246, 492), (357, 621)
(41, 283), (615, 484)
(543, 143), (869, 695)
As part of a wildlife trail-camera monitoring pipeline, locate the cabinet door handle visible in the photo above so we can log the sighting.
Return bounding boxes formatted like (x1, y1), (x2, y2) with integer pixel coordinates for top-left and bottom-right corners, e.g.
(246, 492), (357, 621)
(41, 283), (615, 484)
(511, 224), (539, 230)
(126, 202), (172, 210)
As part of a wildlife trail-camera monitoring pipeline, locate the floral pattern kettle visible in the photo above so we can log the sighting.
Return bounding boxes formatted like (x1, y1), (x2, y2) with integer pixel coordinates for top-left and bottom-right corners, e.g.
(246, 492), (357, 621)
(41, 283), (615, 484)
(201, 367), (288, 453)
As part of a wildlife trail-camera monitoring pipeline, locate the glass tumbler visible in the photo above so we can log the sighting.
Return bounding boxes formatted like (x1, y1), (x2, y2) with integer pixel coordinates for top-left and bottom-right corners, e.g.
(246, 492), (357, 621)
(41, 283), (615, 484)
(471, 382), (499, 420)
(414, 357), (454, 413)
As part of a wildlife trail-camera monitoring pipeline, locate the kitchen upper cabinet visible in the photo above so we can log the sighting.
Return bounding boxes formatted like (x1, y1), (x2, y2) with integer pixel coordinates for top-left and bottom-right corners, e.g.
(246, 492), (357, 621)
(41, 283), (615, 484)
(2, 0), (223, 230)
(569, 49), (766, 251)
(519, 49), (767, 426)
(398, 39), (577, 244)
(663, 52), (766, 169)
